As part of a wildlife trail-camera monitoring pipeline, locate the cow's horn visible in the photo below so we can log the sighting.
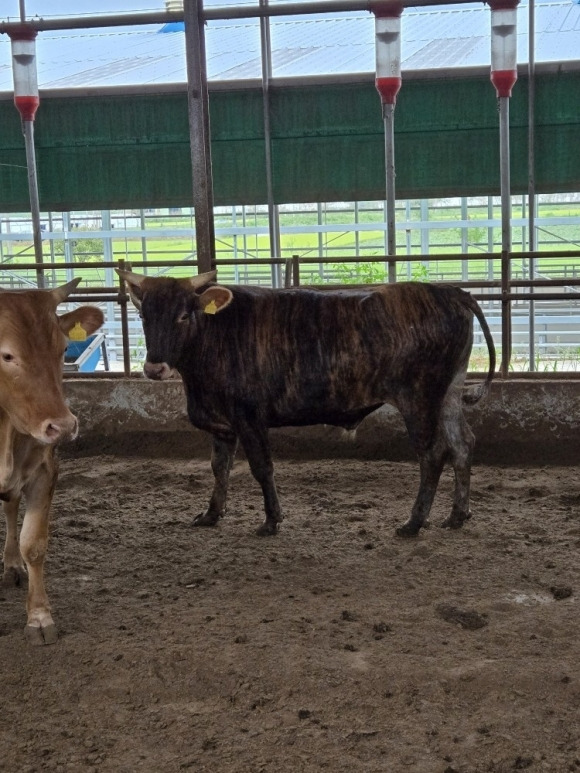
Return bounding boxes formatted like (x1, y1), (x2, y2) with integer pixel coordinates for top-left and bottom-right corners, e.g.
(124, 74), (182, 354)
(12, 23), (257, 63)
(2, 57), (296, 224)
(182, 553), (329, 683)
(51, 277), (82, 304)
(188, 271), (217, 290)
(116, 269), (147, 288)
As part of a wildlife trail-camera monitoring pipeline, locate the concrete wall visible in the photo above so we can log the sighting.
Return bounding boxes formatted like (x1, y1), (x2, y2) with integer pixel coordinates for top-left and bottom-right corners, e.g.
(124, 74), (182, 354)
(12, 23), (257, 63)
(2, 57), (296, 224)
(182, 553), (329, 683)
(63, 378), (580, 465)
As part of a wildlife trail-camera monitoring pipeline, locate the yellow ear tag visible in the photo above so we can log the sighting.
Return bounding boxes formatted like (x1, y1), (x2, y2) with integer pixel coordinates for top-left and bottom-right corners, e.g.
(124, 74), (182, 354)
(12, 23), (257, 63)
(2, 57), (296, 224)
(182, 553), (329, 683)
(69, 321), (87, 341)
(204, 299), (218, 315)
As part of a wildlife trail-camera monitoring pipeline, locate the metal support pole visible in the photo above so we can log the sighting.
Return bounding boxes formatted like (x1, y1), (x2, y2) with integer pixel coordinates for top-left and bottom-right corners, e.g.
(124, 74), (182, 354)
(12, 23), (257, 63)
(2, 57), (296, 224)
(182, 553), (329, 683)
(528, 0), (536, 371)
(499, 95), (512, 377)
(22, 119), (44, 288)
(102, 209), (116, 339)
(383, 103), (397, 283)
(118, 259), (132, 377)
(260, 0), (282, 288)
(183, 0), (215, 275)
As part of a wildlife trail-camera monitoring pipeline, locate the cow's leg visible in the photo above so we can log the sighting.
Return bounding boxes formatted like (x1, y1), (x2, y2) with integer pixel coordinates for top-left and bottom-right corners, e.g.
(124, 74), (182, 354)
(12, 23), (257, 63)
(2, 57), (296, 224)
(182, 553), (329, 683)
(440, 408), (475, 530)
(237, 424), (282, 536)
(20, 463), (58, 645)
(396, 396), (447, 537)
(396, 448), (446, 537)
(194, 434), (238, 527)
(2, 495), (27, 586)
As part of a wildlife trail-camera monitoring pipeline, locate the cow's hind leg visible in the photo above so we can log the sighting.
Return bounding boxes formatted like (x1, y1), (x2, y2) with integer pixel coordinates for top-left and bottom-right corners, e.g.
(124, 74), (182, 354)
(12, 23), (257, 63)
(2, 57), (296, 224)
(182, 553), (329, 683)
(440, 408), (475, 530)
(237, 423), (282, 536)
(2, 496), (27, 587)
(395, 396), (447, 538)
(396, 447), (446, 538)
(194, 434), (238, 527)
(21, 463), (58, 645)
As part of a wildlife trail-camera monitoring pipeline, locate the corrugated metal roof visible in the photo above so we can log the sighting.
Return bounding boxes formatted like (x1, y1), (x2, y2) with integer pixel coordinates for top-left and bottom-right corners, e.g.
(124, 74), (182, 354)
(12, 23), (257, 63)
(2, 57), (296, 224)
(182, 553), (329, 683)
(0, 1), (578, 91)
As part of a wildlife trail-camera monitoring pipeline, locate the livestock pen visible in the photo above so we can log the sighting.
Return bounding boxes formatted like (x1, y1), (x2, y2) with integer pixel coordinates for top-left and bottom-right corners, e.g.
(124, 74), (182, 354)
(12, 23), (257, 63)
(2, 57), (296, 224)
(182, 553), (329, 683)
(1, 0), (580, 768)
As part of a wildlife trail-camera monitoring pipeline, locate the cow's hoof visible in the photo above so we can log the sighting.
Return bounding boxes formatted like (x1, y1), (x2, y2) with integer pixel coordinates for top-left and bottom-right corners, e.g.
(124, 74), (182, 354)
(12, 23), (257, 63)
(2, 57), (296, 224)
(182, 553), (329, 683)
(192, 511), (220, 528)
(24, 623), (58, 646)
(256, 521), (279, 537)
(395, 522), (421, 538)
(3, 566), (28, 588)
(441, 511), (472, 530)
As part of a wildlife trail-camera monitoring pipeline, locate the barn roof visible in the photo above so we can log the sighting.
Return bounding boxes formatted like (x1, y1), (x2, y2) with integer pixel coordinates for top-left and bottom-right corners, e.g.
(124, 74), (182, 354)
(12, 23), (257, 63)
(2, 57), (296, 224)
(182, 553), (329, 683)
(0, 0), (579, 92)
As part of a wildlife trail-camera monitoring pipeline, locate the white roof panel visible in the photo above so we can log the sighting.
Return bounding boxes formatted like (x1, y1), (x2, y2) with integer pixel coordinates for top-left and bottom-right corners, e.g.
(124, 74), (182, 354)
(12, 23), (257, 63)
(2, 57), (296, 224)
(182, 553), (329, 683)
(0, 1), (578, 91)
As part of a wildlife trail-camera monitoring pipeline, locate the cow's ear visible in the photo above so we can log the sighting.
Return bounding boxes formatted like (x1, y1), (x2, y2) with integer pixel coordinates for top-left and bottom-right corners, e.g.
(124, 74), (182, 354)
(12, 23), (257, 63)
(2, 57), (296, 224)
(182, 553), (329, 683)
(198, 286), (233, 315)
(116, 269), (145, 310)
(58, 306), (105, 338)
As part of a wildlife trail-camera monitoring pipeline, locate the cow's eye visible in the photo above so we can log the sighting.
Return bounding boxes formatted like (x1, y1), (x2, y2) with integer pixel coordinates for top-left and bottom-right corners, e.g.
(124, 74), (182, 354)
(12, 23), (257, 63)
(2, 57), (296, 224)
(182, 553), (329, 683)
(2, 352), (14, 363)
(177, 312), (190, 323)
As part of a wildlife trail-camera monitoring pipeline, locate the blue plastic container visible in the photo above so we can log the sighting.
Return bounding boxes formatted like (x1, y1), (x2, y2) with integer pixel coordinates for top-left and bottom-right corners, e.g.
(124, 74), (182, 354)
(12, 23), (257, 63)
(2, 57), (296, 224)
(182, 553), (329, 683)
(64, 335), (101, 372)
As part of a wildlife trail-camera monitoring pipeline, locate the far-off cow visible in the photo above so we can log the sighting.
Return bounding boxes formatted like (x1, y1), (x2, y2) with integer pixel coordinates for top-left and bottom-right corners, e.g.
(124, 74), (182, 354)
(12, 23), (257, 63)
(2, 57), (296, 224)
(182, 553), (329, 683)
(1, 280), (104, 644)
(119, 271), (495, 538)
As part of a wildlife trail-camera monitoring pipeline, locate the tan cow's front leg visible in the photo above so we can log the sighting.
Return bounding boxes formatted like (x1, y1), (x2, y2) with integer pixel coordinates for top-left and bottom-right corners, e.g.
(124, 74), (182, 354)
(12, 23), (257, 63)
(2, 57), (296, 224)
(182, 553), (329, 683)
(2, 494), (27, 586)
(20, 462), (58, 645)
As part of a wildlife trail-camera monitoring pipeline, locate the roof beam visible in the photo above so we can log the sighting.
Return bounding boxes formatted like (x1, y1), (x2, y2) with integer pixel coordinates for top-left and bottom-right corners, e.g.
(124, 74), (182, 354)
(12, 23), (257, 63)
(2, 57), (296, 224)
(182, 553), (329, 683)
(1, 0), (484, 33)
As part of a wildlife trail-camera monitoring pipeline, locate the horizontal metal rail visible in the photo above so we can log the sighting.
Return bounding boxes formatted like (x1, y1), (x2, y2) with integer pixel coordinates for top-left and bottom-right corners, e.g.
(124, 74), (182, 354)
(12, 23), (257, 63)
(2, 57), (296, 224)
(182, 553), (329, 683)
(3, 249), (580, 380)
(0, 0), (482, 34)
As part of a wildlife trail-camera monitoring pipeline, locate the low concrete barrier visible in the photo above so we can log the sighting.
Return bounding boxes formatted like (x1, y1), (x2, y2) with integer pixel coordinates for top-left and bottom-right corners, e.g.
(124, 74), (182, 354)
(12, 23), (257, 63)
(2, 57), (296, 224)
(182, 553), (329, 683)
(63, 378), (580, 465)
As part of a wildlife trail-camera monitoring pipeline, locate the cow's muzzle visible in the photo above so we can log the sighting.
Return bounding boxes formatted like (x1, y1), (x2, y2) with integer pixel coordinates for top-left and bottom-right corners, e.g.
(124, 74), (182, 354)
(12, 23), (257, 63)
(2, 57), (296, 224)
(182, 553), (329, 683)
(144, 361), (174, 381)
(37, 414), (79, 445)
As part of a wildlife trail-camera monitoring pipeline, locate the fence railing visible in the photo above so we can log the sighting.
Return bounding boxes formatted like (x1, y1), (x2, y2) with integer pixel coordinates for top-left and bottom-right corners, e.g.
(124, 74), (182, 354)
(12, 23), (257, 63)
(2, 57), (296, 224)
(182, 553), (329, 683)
(3, 249), (580, 379)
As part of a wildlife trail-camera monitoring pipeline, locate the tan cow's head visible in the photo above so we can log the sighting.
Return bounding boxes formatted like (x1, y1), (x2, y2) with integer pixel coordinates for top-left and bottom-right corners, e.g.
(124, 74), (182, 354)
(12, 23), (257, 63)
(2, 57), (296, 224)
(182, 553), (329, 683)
(0, 279), (104, 444)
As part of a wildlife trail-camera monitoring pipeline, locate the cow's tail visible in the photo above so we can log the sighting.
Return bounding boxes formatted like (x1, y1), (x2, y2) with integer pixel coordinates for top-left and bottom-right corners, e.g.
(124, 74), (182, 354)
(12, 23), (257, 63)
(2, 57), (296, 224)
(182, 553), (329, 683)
(462, 295), (496, 406)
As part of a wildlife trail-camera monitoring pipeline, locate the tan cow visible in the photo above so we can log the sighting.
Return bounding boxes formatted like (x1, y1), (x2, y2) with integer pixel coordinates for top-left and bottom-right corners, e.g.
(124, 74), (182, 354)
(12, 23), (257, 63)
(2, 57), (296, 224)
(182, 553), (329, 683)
(0, 279), (104, 645)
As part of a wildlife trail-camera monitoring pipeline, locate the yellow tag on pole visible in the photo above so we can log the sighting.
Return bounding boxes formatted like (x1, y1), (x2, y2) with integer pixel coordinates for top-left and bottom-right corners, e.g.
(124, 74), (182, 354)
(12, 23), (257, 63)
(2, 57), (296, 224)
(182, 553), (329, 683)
(69, 321), (87, 341)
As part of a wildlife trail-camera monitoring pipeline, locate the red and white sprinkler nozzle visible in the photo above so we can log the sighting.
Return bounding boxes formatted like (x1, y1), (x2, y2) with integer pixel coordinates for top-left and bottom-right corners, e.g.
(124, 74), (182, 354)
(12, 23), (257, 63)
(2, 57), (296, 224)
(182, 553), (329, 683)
(8, 25), (39, 121)
(488, 0), (520, 98)
(372, 4), (403, 106)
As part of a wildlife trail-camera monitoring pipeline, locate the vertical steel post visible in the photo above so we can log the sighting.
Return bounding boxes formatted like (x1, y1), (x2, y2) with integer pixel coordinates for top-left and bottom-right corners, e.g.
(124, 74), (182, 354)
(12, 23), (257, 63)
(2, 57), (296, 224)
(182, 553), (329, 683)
(499, 95), (512, 377)
(102, 209), (116, 339)
(183, 0), (215, 275)
(260, 0), (282, 288)
(118, 259), (132, 377)
(528, 0), (536, 371)
(384, 102), (397, 283)
(373, 4), (403, 284)
(489, 0), (519, 377)
(22, 118), (45, 287)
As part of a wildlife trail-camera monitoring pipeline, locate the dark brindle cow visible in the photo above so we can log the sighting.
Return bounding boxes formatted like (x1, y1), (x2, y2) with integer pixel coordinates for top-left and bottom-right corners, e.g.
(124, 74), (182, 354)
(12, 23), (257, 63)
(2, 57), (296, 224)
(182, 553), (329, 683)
(119, 271), (495, 538)
(0, 280), (104, 644)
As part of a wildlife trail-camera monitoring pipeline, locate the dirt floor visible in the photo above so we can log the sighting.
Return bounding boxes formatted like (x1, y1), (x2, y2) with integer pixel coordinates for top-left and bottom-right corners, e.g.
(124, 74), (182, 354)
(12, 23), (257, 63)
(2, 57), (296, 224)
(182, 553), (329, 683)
(1, 444), (579, 773)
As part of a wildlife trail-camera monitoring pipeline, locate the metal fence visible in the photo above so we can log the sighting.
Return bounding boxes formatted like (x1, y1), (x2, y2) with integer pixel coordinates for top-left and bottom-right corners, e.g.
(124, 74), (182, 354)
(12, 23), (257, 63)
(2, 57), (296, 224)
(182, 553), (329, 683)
(4, 248), (580, 379)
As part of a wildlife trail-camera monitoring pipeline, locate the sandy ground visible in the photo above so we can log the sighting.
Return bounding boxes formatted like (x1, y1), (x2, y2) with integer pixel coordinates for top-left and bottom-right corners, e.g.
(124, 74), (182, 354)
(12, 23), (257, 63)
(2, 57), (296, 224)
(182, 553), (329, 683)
(1, 448), (579, 773)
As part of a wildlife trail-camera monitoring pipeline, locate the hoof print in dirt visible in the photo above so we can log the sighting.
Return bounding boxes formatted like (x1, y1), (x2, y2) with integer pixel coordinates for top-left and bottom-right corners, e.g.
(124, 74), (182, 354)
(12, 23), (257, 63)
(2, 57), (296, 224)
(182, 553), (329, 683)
(436, 603), (488, 630)
(550, 585), (573, 600)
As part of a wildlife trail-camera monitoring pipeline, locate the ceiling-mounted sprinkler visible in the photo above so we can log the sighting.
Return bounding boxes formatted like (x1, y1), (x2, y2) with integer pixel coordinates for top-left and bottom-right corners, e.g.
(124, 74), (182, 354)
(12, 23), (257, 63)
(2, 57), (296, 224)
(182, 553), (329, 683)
(372, 3), (403, 107)
(8, 25), (39, 122)
(488, 0), (520, 98)
(371, 2), (403, 282)
(7, 22), (45, 287)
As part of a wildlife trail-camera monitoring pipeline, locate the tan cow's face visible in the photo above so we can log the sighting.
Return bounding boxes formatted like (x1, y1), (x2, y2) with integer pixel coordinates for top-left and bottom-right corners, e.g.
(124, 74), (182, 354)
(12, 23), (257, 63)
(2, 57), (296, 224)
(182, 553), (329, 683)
(0, 281), (104, 444)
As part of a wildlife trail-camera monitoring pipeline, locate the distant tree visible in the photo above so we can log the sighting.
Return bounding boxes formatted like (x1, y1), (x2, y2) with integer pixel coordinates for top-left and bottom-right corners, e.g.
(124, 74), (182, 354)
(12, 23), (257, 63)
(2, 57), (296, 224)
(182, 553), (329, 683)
(53, 228), (104, 262)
